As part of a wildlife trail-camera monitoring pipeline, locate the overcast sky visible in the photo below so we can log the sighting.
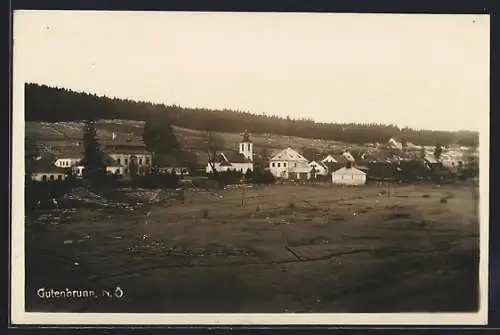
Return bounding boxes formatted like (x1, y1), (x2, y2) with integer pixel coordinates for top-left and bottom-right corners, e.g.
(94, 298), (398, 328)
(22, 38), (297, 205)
(14, 11), (489, 131)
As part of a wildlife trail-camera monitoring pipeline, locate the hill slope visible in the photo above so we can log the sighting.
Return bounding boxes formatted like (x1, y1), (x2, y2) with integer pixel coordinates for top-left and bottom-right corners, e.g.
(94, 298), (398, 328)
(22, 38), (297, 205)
(24, 83), (479, 147)
(26, 120), (357, 164)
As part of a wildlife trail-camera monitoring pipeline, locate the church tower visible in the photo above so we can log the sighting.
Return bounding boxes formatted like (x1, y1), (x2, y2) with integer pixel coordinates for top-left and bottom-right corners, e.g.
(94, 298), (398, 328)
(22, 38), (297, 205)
(239, 130), (253, 161)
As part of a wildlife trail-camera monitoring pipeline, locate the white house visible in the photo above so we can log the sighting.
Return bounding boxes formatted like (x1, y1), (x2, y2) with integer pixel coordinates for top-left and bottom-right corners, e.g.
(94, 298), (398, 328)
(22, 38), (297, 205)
(332, 166), (367, 185)
(30, 161), (68, 182)
(54, 155), (82, 169)
(104, 144), (153, 176)
(308, 160), (329, 179)
(321, 155), (338, 164)
(206, 132), (254, 173)
(269, 147), (310, 179)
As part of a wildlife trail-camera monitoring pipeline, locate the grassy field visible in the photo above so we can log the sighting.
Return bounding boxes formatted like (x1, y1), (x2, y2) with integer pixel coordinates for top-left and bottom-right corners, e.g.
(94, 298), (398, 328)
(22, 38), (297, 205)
(25, 183), (480, 313)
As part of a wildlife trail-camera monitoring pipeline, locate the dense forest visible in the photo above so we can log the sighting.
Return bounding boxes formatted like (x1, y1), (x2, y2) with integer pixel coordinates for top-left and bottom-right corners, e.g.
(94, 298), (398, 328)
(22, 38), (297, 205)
(25, 83), (479, 147)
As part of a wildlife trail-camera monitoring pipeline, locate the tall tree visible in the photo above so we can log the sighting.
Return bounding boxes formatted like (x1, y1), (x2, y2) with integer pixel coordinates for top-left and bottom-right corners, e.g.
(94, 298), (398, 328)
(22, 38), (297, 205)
(434, 143), (443, 161)
(203, 131), (225, 179)
(142, 117), (180, 164)
(81, 120), (105, 182)
(420, 146), (426, 159)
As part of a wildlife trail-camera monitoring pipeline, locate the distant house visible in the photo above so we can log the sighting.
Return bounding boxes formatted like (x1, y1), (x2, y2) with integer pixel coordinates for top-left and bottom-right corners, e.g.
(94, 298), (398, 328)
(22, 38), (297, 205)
(321, 155), (338, 164)
(104, 144), (153, 176)
(308, 160), (329, 179)
(54, 152), (82, 169)
(206, 132), (254, 174)
(269, 147), (310, 180)
(72, 154), (127, 178)
(332, 166), (367, 185)
(154, 154), (190, 176)
(30, 160), (68, 182)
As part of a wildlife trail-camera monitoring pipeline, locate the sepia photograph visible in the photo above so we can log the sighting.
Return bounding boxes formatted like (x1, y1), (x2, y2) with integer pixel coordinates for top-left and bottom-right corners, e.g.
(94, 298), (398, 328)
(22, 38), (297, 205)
(11, 10), (489, 325)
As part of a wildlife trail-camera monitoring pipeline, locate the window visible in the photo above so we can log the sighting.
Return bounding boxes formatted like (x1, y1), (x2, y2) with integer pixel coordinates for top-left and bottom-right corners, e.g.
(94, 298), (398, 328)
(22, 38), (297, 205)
(49, 175), (55, 181)
(272, 162), (275, 167)
(247, 144), (250, 151)
(117, 158), (121, 164)
(294, 163), (297, 167)
(241, 144), (244, 151)
(139, 158), (143, 165)
(278, 163), (281, 167)
(125, 159), (128, 165)
(42, 175), (47, 181)
(57, 175), (62, 180)
(283, 163), (287, 167)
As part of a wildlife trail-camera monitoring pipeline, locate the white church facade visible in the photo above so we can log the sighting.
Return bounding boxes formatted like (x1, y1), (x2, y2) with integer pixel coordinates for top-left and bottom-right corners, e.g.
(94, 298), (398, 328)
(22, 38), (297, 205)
(206, 132), (254, 174)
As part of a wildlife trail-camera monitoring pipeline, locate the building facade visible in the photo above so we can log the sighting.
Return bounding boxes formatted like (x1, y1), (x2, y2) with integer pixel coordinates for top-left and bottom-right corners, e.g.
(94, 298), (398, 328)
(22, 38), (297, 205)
(332, 166), (367, 185)
(269, 147), (310, 179)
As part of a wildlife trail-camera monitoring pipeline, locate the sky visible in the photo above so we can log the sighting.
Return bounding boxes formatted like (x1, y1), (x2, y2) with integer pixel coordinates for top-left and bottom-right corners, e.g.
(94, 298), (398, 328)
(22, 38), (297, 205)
(13, 11), (490, 131)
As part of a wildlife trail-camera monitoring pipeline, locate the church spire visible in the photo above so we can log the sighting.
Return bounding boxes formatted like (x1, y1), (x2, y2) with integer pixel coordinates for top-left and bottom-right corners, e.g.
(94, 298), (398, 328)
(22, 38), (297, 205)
(242, 130), (251, 143)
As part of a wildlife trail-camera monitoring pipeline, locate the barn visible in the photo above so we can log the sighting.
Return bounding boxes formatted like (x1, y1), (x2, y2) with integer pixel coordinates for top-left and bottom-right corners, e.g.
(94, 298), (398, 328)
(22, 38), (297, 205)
(332, 166), (367, 185)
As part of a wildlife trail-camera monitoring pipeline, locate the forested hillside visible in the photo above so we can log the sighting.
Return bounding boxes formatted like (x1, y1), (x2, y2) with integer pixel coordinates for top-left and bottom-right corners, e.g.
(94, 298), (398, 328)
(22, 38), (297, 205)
(25, 83), (479, 147)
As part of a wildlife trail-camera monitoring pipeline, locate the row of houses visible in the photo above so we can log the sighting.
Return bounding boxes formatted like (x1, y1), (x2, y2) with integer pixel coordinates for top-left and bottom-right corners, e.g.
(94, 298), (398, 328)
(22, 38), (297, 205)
(28, 140), (156, 182)
(206, 132), (469, 185)
(204, 132), (368, 185)
(29, 130), (474, 185)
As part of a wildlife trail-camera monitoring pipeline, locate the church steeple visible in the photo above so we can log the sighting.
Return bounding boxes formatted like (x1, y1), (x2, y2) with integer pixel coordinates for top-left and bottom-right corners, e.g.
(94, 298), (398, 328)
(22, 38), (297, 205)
(242, 130), (251, 143)
(239, 130), (253, 161)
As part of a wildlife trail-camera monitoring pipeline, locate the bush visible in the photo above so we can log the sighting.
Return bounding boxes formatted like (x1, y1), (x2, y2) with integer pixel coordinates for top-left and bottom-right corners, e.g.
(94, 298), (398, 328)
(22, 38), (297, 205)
(132, 170), (179, 189)
(25, 179), (77, 211)
(208, 170), (242, 186)
(251, 168), (275, 185)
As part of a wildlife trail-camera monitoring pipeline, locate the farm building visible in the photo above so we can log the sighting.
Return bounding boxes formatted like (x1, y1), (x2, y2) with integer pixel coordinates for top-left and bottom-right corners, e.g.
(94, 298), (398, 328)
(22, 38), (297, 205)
(206, 132), (254, 173)
(308, 160), (329, 178)
(269, 147), (310, 180)
(30, 160), (68, 182)
(332, 166), (367, 185)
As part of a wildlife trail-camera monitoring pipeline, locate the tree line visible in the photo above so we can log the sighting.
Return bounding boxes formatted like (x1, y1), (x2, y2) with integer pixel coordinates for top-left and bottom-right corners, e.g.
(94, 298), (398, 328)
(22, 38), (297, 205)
(25, 83), (479, 147)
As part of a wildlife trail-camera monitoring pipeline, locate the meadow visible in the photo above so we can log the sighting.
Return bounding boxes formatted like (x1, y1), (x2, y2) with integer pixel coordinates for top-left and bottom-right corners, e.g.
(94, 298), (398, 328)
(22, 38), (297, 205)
(25, 183), (480, 313)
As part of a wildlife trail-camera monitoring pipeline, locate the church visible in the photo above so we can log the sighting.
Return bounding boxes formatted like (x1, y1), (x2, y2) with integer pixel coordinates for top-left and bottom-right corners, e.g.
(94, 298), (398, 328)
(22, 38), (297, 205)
(205, 131), (254, 174)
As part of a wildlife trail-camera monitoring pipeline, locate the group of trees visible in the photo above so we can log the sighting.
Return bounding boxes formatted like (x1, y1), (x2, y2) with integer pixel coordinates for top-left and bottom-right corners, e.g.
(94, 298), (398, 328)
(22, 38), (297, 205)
(25, 83), (479, 147)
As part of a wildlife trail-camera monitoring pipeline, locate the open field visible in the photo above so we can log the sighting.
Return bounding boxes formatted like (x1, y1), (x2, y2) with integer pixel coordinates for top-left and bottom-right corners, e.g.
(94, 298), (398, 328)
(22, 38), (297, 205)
(25, 183), (480, 313)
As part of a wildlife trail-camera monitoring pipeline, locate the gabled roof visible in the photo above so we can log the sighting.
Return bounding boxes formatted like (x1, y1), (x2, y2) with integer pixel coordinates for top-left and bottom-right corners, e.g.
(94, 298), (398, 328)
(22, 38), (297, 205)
(322, 161), (345, 173)
(321, 154), (338, 163)
(215, 151), (251, 164)
(333, 166), (367, 175)
(30, 159), (67, 174)
(55, 151), (83, 159)
(103, 145), (150, 154)
(270, 147), (308, 162)
(309, 160), (328, 170)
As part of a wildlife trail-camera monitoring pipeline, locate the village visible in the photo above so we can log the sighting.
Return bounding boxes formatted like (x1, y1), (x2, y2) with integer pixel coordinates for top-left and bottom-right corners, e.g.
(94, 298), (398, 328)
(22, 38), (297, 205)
(27, 124), (479, 189)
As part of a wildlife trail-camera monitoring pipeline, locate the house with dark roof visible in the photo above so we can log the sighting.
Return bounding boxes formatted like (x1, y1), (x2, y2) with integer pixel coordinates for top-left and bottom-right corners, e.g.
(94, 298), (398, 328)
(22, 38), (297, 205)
(103, 144), (152, 176)
(206, 132), (254, 174)
(30, 160), (68, 182)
